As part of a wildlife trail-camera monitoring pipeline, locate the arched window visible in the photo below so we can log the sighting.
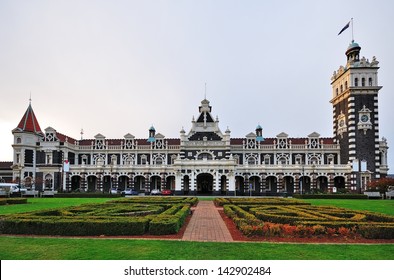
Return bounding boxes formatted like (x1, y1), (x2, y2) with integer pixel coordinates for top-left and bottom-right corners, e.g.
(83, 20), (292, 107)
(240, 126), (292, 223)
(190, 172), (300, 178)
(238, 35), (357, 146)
(368, 77), (373, 86)
(340, 85), (343, 93)
(336, 88), (338, 96)
(247, 157), (256, 165)
(345, 81), (348, 89)
(16, 137), (22, 144)
(361, 77), (365, 86)
(355, 77), (358, 87)
(197, 153), (213, 160)
(155, 158), (163, 165)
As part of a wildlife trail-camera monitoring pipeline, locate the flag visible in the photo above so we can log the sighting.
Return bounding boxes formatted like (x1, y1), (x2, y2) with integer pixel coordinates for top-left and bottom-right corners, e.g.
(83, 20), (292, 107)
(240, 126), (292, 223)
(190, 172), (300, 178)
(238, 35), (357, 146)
(63, 159), (70, 172)
(338, 21), (350, 35)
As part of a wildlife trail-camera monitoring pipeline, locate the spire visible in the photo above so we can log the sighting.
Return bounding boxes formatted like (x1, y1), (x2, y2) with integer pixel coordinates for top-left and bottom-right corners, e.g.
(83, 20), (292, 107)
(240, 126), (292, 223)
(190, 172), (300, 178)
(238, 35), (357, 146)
(15, 102), (42, 134)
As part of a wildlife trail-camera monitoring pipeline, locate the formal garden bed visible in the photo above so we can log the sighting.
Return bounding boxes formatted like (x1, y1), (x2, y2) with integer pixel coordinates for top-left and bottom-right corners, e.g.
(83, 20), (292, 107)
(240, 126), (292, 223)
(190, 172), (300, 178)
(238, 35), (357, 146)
(215, 198), (394, 241)
(0, 197), (197, 236)
(0, 198), (28, 206)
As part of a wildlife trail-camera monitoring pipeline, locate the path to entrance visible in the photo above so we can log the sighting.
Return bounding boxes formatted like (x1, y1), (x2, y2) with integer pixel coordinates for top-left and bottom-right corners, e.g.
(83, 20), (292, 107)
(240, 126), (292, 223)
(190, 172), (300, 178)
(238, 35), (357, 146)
(182, 201), (233, 242)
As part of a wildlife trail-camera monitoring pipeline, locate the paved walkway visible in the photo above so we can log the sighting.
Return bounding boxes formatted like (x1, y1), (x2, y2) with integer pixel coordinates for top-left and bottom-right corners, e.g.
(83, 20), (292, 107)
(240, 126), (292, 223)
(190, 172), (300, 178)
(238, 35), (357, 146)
(182, 201), (233, 242)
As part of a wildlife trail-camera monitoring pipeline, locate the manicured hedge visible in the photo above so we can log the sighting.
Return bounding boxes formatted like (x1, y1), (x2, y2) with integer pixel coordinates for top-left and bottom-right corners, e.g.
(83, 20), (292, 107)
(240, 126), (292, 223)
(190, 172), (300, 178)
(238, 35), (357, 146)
(112, 197), (198, 206)
(0, 217), (149, 236)
(0, 199), (193, 236)
(221, 198), (394, 239)
(55, 193), (121, 198)
(214, 197), (310, 207)
(148, 205), (191, 235)
(293, 194), (368, 199)
(0, 198), (28, 206)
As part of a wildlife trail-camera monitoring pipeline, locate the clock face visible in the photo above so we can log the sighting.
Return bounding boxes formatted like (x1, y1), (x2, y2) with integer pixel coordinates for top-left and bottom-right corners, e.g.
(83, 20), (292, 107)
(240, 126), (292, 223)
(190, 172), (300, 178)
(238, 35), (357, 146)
(361, 114), (369, 122)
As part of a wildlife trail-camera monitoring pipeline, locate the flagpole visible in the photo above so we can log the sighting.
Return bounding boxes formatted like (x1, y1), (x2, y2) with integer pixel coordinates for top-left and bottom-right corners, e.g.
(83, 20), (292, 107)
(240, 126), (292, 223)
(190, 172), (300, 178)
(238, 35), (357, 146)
(351, 18), (354, 42)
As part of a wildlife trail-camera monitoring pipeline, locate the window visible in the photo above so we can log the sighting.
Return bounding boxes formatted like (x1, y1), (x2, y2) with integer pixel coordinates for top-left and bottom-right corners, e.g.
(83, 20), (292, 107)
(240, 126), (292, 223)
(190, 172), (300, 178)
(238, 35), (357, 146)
(345, 81), (348, 89)
(16, 153), (20, 164)
(16, 137), (22, 144)
(362, 78), (365, 87)
(355, 78), (358, 87)
(340, 85), (343, 93)
(336, 88), (338, 96)
(233, 155), (240, 165)
(198, 153), (212, 160)
(155, 158), (163, 165)
(368, 78), (373, 86)
(247, 157), (256, 165)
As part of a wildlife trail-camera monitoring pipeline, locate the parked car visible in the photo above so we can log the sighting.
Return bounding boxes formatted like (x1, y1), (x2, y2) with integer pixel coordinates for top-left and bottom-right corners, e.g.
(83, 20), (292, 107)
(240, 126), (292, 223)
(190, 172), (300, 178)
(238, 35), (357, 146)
(110, 187), (119, 194)
(161, 189), (173, 196)
(121, 188), (139, 196)
(150, 189), (161, 195)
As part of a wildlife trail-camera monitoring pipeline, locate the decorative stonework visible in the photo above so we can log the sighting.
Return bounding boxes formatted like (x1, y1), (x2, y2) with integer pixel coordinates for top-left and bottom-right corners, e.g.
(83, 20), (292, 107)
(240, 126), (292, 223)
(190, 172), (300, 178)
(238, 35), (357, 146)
(357, 105), (373, 134)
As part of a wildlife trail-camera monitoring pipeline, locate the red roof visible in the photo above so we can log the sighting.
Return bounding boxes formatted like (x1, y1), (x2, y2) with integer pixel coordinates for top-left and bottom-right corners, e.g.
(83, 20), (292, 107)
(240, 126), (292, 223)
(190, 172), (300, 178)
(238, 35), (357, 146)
(16, 103), (42, 134)
(0, 161), (12, 170)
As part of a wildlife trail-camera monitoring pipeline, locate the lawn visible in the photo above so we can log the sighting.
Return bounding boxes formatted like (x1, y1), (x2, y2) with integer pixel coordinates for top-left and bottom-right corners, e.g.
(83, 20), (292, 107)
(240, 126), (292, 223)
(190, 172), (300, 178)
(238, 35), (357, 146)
(0, 197), (393, 260)
(0, 236), (393, 260)
(305, 199), (394, 216)
(0, 197), (118, 214)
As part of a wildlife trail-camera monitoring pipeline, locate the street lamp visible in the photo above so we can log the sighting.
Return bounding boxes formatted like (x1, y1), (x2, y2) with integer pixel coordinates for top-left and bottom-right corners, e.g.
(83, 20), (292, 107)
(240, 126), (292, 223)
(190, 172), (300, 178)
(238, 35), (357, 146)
(300, 165), (304, 195)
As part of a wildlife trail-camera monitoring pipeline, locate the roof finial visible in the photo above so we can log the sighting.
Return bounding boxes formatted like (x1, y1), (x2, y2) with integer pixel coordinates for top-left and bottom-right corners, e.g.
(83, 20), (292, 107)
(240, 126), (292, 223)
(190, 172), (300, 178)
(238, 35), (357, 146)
(204, 82), (207, 100)
(80, 128), (84, 140)
(29, 92), (32, 105)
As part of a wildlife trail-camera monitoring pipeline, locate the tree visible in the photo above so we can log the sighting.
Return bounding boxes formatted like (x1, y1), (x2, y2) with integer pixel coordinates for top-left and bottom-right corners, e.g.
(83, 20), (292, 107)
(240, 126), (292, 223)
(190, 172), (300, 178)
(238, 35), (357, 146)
(366, 177), (394, 193)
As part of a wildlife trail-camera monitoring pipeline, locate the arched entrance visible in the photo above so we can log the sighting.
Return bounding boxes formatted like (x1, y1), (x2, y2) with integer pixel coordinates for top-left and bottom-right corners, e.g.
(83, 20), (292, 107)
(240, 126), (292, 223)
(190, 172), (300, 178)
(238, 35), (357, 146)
(235, 176), (244, 195)
(103, 175), (111, 192)
(299, 175), (311, 194)
(71, 175), (81, 191)
(197, 173), (213, 194)
(87, 175), (97, 192)
(165, 176), (175, 190)
(220, 175), (227, 194)
(316, 176), (328, 193)
(134, 175), (145, 192)
(249, 176), (260, 195)
(283, 176), (294, 194)
(183, 175), (190, 194)
(334, 176), (346, 192)
(150, 175), (161, 192)
(44, 174), (53, 190)
(266, 176), (277, 194)
(118, 175), (129, 190)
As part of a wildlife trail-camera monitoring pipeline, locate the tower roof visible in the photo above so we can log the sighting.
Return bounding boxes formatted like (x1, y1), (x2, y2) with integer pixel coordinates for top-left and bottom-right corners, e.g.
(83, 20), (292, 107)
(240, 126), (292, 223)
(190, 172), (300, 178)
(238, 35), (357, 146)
(15, 103), (42, 134)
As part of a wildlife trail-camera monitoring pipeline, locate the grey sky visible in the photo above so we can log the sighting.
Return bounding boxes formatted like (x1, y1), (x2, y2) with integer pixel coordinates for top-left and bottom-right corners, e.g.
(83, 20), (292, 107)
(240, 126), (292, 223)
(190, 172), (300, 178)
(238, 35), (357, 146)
(0, 0), (393, 171)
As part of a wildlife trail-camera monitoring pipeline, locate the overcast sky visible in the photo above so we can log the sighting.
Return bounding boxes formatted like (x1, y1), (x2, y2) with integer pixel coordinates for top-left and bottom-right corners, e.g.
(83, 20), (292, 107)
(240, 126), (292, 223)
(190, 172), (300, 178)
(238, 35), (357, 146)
(0, 0), (393, 171)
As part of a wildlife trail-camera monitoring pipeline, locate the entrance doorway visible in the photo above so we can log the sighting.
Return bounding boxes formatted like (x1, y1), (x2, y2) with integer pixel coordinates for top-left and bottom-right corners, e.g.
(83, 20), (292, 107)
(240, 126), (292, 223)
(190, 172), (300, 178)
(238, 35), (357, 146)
(197, 173), (213, 194)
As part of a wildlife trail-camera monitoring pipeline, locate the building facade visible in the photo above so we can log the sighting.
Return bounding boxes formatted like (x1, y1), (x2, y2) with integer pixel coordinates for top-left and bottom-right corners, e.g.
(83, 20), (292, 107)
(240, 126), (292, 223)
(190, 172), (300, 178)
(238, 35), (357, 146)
(9, 42), (389, 195)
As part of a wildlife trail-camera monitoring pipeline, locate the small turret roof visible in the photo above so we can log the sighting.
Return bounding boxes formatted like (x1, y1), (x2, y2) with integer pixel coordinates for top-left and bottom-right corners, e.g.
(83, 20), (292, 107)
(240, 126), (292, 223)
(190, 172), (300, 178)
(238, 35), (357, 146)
(15, 103), (42, 134)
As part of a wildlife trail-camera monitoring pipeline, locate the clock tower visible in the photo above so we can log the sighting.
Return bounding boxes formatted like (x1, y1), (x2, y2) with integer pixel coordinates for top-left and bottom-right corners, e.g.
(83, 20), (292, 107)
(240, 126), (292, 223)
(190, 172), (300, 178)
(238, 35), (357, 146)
(330, 41), (386, 180)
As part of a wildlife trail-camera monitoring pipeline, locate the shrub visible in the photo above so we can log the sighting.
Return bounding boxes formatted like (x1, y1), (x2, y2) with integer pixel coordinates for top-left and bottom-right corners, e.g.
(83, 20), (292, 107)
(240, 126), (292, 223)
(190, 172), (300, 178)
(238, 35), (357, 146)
(358, 225), (394, 239)
(292, 194), (367, 199)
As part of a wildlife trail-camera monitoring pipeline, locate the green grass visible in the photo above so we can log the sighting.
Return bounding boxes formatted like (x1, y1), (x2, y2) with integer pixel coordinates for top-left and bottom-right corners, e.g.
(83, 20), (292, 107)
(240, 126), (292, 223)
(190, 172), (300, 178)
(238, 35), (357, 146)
(304, 199), (394, 216)
(0, 236), (393, 260)
(0, 198), (118, 214)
